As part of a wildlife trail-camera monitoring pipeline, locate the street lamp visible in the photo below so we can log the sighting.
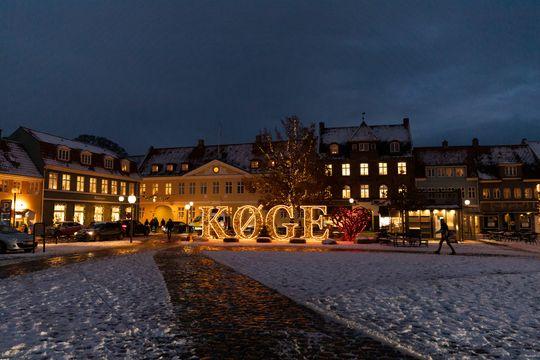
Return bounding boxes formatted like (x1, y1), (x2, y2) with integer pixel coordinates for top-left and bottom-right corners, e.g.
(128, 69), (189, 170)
(185, 202), (193, 240)
(128, 195), (136, 243)
(118, 195), (125, 202)
(349, 198), (355, 205)
(464, 199), (471, 206)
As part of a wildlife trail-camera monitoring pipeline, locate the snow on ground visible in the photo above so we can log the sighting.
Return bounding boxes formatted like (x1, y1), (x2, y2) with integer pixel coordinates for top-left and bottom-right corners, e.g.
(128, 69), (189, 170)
(207, 250), (540, 359)
(0, 240), (144, 266)
(0, 251), (185, 358)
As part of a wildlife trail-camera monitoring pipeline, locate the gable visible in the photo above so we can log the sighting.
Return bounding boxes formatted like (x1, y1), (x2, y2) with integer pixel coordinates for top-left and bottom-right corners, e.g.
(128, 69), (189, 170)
(183, 160), (250, 177)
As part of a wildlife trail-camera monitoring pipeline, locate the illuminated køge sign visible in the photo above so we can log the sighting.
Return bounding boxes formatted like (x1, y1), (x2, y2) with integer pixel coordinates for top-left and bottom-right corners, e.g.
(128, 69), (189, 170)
(200, 205), (329, 241)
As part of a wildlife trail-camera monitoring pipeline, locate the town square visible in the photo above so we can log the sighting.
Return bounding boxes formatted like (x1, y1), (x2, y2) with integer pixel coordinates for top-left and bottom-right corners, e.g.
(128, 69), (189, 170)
(1, 1), (540, 359)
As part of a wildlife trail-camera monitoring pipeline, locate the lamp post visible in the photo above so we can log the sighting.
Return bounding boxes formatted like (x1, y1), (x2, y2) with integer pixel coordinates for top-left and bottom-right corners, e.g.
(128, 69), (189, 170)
(11, 187), (18, 228)
(462, 199), (470, 241)
(185, 202), (193, 240)
(128, 195), (137, 243)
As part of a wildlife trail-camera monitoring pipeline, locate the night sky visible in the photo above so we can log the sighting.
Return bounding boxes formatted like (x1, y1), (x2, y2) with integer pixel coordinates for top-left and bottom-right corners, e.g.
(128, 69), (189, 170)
(2, 1), (539, 155)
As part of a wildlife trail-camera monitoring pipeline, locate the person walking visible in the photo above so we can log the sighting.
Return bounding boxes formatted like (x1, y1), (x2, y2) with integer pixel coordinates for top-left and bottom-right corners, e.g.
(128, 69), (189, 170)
(160, 218), (166, 229)
(166, 218), (174, 241)
(434, 218), (456, 255)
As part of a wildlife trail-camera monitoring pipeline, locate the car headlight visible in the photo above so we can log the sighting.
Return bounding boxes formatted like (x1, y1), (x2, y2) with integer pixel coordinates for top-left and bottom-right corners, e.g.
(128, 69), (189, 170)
(87, 231), (94, 236)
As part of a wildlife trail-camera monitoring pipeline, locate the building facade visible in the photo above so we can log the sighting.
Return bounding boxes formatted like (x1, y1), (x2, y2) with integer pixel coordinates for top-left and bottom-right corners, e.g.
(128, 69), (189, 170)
(319, 118), (415, 230)
(10, 127), (140, 226)
(0, 135), (43, 229)
(138, 140), (264, 225)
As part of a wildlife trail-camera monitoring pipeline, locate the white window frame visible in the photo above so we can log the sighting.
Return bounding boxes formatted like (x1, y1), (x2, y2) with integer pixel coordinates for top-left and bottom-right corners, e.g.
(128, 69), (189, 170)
(360, 163), (369, 176)
(104, 156), (115, 170)
(57, 146), (70, 162)
(80, 151), (92, 165)
(341, 163), (350, 176)
(390, 141), (400, 153)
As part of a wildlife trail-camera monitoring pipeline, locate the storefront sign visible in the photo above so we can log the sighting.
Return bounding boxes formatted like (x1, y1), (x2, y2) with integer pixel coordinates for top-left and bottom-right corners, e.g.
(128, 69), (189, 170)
(200, 205), (329, 241)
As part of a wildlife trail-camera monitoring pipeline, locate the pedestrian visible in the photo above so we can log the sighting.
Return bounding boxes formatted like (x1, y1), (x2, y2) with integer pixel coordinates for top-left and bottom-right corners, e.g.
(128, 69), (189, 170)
(144, 219), (149, 227)
(151, 218), (158, 232)
(434, 218), (456, 255)
(22, 224), (29, 234)
(166, 218), (174, 240)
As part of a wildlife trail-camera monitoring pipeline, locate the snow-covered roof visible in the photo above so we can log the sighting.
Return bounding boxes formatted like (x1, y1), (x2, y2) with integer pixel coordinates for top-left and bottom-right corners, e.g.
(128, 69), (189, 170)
(414, 148), (470, 165)
(477, 145), (536, 166)
(0, 140), (42, 178)
(24, 127), (120, 158)
(526, 141), (540, 160)
(141, 143), (260, 176)
(320, 122), (411, 145)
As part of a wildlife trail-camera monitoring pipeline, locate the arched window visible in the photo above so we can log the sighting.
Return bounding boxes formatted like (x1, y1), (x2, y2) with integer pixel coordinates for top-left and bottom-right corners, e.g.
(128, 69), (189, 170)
(342, 185), (351, 199)
(57, 146), (70, 161)
(329, 143), (339, 155)
(80, 151), (92, 165)
(104, 156), (115, 170)
(390, 141), (400, 153)
(379, 185), (388, 199)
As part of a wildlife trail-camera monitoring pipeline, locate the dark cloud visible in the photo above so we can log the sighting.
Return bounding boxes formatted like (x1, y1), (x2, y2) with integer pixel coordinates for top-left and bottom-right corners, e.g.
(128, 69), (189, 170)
(1, 0), (539, 154)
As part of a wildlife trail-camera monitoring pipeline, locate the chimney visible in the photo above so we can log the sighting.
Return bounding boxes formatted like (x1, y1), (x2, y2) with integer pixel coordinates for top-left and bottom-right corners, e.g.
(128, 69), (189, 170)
(472, 138), (479, 147)
(442, 140), (448, 148)
(319, 122), (325, 135)
(402, 117), (410, 128)
(197, 139), (204, 147)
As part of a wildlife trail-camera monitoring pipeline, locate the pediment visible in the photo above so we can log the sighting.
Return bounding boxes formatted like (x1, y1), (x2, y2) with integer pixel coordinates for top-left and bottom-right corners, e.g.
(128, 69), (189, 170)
(183, 159), (249, 177)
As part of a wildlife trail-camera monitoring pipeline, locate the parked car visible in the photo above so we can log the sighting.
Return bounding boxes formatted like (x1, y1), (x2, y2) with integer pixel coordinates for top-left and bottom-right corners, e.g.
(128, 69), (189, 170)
(120, 220), (149, 236)
(74, 222), (123, 241)
(0, 223), (36, 253)
(161, 221), (193, 234)
(46, 221), (83, 238)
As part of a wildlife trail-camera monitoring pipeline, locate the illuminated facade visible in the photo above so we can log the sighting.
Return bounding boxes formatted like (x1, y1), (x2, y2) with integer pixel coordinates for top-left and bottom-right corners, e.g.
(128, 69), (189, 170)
(0, 137), (43, 229)
(9, 127), (140, 226)
(138, 140), (263, 225)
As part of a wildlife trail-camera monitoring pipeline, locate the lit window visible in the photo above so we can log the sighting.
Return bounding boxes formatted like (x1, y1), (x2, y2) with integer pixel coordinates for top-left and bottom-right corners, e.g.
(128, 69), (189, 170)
(444, 167), (453, 177)
(111, 181), (118, 195)
(329, 144), (339, 155)
(62, 174), (71, 191)
(179, 183), (185, 194)
(141, 183), (146, 194)
(76, 176), (85, 192)
(74, 204), (85, 224)
(360, 163), (369, 176)
(455, 167), (465, 177)
(57, 147), (70, 161)
(524, 188), (532, 199)
(360, 184), (369, 198)
(482, 188), (490, 199)
(390, 141), (400, 153)
(89, 178), (97, 193)
(121, 160), (130, 172)
(341, 163), (350, 176)
(189, 182), (195, 194)
(104, 157), (114, 170)
(493, 188), (500, 199)
(237, 181), (244, 194)
(94, 205), (104, 222)
(181, 163), (189, 172)
(342, 185), (351, 199)
(225, 181), (232, 194)
(513, 187), (521, 199)
(398, 162), (407, 175)
(166, 164), (174, 172)
(152, 183), (159, 195)
(0, 180), (8, 192)
(504, 166), (518, 177)
(379, 185), (388, 199)
(213, 181), (219, 194)
(101, 179), (108, 194)
(111, 206), (120, 222)
(151, 164), (159, 173)
(325, 164), (333, 176)
(80, 152), (92, 165)
(250, 160), (260, 169)
(503, 188), (511, 199)
(48, 173), (58, 190)
(200, 183), (207, 194)
(53, 203), (66, 223)
(120, 182), (126, 195)
(379, 162), (388, 175)
(165, 183), (172, 195)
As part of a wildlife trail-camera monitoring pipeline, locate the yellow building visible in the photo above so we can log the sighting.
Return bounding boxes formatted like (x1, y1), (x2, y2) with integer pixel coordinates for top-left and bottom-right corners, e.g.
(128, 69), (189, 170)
(0, 139), (43, 228)
(138, 141), (263, 226)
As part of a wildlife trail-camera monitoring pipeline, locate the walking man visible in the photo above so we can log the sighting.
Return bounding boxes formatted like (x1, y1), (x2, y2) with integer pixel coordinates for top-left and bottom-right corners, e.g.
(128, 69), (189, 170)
(166, 218), (174, 241)
(434, 218), (456, 255)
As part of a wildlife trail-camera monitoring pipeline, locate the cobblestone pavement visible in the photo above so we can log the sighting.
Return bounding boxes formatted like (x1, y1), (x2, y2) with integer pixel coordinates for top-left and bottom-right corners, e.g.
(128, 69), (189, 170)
(0, 238), (176, 279)
(155, 247), (412, 359)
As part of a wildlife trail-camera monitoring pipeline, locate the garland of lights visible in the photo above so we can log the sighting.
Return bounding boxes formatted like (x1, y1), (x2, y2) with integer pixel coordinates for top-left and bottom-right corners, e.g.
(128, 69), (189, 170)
(200, 206), (230, 239)
(300, 205), (329, 241)
(265, 205), (298, 241)
(232, 205), (264, 240)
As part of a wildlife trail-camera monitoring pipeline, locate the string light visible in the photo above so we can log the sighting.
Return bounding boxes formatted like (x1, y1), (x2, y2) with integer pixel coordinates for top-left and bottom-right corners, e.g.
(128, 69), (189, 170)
(200, 206), (229, 240)
(265, 205), (297, 241)
(232, 205), (264, 240)
(300, 205), (329, 241)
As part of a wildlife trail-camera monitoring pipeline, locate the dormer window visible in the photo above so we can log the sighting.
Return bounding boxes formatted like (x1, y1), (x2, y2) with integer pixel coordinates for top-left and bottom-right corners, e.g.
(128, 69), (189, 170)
(57, 146), (70, 161)
(104, 156), (114, 170)
(503, 165), (519, 177)
(151, 164), (160, 173)
(80, 151), (92, 165)
(358, 143), (370, 152)
(166, 163), (175, 172)
(121, 160), (130, 172)
(390, 141), (400, 153)
(181, 162), (189, 172)
(250, 160), (260, 169)
(329, 143), (339, 155)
